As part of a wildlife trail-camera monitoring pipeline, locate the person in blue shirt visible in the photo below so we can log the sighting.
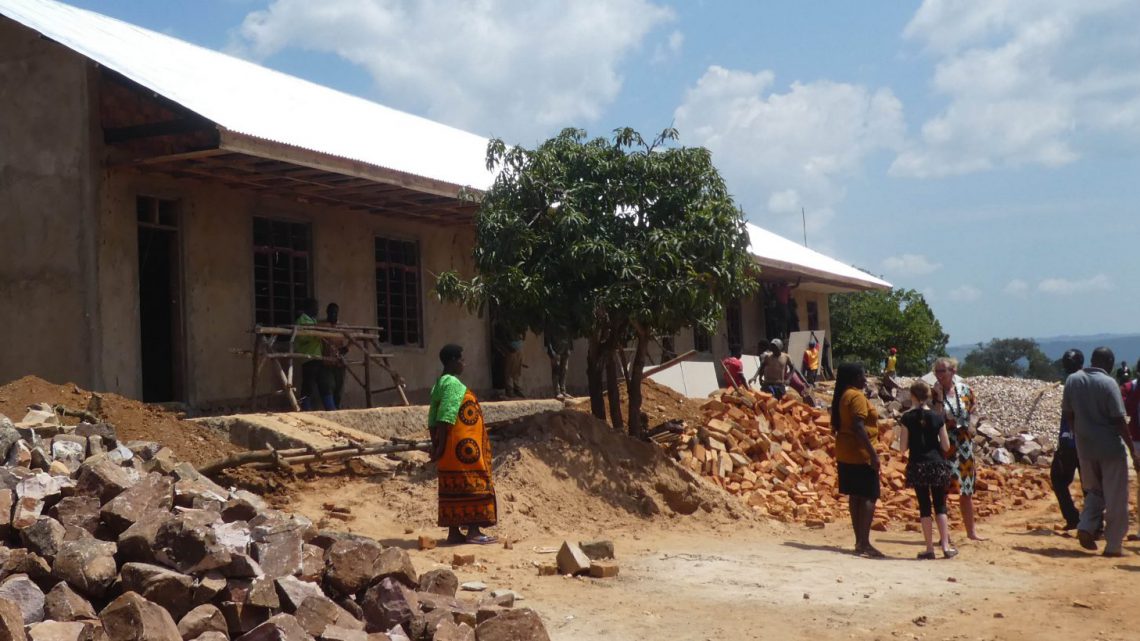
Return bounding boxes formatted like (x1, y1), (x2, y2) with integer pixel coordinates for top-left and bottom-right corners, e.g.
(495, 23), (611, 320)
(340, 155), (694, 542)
(1051, 349), (1084, 530)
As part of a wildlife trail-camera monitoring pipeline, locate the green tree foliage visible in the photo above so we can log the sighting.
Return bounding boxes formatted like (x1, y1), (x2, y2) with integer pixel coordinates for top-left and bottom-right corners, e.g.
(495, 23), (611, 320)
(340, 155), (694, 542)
(959, 338), (1060, 380)
(436, 127), (758, 436)
(828, 288), (948, 376)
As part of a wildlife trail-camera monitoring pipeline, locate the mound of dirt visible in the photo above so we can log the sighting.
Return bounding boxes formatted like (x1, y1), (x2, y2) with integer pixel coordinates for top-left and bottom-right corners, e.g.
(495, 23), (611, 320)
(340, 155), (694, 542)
(569, 378), (710, 430)
(0, 375), (238, 467)
(280, 409), (750, 541)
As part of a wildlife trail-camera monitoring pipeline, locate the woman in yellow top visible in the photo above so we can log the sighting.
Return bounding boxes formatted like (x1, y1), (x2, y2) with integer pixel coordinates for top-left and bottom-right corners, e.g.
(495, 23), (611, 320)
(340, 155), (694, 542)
(831, 363), (883, 557)
(429, 344), (497, 545)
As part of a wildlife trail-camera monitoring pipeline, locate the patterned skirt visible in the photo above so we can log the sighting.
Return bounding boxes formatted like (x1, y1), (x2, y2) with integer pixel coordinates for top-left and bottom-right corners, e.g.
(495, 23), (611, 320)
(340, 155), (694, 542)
(947, 427), (976, 496)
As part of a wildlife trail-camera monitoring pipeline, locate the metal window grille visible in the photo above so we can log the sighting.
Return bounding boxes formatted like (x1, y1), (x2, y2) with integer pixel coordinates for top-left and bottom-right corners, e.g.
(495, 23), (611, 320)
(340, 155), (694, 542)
(375, 237), (423, 346)
(726, 299), (743, 348)
(253, 218), (312, 326)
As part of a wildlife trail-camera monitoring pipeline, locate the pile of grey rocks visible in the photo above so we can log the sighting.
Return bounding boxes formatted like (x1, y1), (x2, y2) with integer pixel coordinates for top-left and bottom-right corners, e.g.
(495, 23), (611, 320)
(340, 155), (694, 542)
(0, 406), (550, 641)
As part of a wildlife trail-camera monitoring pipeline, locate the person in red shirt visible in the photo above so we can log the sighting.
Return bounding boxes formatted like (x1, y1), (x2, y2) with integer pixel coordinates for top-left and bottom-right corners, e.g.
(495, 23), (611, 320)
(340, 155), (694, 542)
(722, 344), (747, 389)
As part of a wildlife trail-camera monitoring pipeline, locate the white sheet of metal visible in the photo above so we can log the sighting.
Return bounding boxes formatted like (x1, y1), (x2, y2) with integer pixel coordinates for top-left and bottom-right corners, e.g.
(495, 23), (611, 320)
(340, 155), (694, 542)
(0, 0), (495, 191)
(746, 223), (891, 291)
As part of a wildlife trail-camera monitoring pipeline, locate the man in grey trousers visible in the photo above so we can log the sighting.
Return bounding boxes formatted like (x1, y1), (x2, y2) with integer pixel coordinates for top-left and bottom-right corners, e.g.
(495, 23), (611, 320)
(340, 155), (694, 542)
(1063, 346), (1139, 556)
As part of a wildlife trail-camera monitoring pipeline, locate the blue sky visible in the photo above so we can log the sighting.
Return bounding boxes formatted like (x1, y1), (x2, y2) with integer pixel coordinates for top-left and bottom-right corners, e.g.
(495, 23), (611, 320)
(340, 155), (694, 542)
(66, 0), (1140, 345)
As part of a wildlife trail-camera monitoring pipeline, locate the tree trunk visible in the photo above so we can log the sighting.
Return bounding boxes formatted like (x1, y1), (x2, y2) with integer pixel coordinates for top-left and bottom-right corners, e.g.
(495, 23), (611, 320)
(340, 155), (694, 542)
(627, 330), (650, 439)
(606, 349), (624, 430)
(586, 336), (606, 420)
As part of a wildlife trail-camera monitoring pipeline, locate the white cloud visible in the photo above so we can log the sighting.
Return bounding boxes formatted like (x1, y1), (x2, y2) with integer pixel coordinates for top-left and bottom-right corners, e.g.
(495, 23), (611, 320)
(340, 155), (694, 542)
(882, 253), (942, 275)
(652, 30), (684, 64)
(1037, 274), (1113, 295)
(947, 285), (982, 302)
(893, 0), (1140, 178)
(1004, 278), (1029, 296)
(674, 66), (905, 237)
(232, 0), (674, 143)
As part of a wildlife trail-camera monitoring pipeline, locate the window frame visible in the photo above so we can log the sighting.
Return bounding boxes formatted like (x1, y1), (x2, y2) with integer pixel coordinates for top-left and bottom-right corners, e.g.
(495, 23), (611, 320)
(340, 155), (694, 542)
(374, 235), (425, 347)
(252, 216), (313, 327)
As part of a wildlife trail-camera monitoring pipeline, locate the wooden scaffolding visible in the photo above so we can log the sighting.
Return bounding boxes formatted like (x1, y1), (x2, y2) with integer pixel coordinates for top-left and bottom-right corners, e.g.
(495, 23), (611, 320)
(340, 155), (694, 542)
(239, 324), (409, 411)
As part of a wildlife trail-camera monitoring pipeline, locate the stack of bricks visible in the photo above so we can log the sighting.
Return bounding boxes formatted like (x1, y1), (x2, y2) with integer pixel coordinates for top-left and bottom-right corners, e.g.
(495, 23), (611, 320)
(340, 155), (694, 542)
(655, 388), (1054, 530)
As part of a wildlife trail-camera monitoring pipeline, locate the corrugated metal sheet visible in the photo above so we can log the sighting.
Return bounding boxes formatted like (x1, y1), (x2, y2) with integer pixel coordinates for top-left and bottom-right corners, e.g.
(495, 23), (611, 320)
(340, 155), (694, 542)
(0, 0), (495, 191)
(746, 223), (892, 291)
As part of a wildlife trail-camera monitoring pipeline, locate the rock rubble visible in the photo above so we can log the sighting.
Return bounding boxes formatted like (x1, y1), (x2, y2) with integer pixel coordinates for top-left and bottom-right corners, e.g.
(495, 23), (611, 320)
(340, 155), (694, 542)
(0, 406), (551, 641)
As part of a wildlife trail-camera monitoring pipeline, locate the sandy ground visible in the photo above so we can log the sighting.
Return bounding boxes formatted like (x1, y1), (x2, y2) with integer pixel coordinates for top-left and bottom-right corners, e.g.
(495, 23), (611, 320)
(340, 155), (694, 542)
(284, 471), (1140, 641)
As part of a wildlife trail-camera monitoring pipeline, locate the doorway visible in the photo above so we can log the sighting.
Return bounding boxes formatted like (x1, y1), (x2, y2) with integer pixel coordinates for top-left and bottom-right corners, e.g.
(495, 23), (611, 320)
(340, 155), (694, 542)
(136, 196), (184, 403)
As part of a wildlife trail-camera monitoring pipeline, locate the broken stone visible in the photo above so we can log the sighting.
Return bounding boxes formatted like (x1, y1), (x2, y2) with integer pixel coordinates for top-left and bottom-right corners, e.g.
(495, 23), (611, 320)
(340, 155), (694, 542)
(555, 542), (590, 576)
(298, 545), (323, 583)
(373, 548), (417, 589)
(99, 592), (182, 641)
(154, 509), (231, 574)
(49, 461), (73, 478)
(274, 576), (325, 612)
(27, 621), (93, 641)
(51, 438), (87, 474)
(325, 538), (383, 595)
(173, 476), (228, 511)
(417, 570), (458, 598)
(216, 602), (270, 638)
(251, 525), (304, 579)
(991, 448), (1014, 465)
(222, 491), (269, 523)
(449, 554), (473, 568)
(52, 539), (118, 599)
(245, 578), (282, 610)
(211, 522), (252, 556)
(430, 620), (473, 641)
(44, 582), (98, 622)
(101, 473), (174, 534)
(0, 574), (46, 625)
(195, 634), (229, 641)
(234, 614), (313, 641)
(126, 442), (163, 461)
(8, 440), (32, 468)
(2, 549), (54, 588)
(473, 609), (550, 641)
(220, 554), (264, 580)
(121, 563), (197, 621)
(481, 592), (514, 608)
(0, 489), (13, 538)
(360, 578), (418, 634)
(458, 582), (485, 593)
(0, 425), (21, 462)
(0, 599), (27, 641)
(144, 448), (179, 475)
(74, 422), (117, 447)
(177, 605), (229, 641)
(75, 456), (137, 504)
(49, 496), (102, 536)
(588, 562), (619, 578)
(118, 511), (175, 565)
(577, 540), (614, 560)
(22, 517), (66, 561)
(318, 626), (366, 641)
(475, 606), (505, 625)
(292, 596), (361, 639)
(30, 446), (51, 472)
(194, 572), (227, 605)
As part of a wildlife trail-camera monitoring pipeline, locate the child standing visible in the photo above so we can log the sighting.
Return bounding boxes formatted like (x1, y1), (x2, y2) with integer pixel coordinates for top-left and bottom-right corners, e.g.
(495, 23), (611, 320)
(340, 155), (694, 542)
(900, 381), (958, 559)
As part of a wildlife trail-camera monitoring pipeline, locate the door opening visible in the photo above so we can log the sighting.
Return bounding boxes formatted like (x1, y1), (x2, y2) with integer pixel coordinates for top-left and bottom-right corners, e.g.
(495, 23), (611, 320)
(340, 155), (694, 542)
(137, 197), (184, 403)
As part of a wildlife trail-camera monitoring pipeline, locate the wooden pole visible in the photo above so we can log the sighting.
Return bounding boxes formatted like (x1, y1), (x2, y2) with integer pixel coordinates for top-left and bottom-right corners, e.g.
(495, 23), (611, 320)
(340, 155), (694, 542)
(270, 358), (301, 412)
(197, 439), (430, 475)
(642, 349), (698, 378)
(249, 333), (262, 411)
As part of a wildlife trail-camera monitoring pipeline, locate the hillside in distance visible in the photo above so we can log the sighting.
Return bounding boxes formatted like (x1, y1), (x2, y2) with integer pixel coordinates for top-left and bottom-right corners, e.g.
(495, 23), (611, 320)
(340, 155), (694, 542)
(948, 333), (1140, 365)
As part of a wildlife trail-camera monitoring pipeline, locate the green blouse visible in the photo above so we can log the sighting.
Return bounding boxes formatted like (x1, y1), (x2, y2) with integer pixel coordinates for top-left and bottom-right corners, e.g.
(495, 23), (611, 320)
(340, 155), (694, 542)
(428, 374), (466, 426)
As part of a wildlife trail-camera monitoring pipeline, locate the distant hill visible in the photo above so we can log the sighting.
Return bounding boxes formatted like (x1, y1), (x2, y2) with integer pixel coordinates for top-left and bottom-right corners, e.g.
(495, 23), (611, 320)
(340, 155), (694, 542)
(948, 333), (1140, 365)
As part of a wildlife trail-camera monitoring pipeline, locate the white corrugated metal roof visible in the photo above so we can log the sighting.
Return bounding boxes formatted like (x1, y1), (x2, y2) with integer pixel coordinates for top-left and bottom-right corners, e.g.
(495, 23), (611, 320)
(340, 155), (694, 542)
(746, 222), (892, 291)
(0, 0), (495, 192)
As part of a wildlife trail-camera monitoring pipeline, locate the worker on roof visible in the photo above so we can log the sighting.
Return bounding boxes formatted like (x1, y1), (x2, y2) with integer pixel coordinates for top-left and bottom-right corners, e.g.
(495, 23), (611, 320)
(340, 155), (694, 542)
(429, 343), (497, 545)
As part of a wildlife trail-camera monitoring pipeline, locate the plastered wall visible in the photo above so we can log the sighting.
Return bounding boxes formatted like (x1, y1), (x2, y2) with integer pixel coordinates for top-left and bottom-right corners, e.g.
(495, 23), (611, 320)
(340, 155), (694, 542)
(0, 19), (100, 390)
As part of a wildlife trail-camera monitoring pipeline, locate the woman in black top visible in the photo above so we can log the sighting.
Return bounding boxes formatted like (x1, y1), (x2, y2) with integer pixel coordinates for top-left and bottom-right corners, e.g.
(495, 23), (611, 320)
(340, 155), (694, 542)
(900, 380), (957, 559)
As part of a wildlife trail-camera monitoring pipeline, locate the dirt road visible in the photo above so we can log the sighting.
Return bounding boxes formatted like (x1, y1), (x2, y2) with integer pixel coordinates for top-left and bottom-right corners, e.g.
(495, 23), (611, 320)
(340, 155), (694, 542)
(286, 475), (1140, 641)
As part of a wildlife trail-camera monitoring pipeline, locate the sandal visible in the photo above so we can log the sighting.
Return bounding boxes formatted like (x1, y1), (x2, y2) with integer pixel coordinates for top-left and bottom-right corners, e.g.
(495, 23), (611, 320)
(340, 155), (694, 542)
(466, 533), (498, 545)
(943, 547), (959, 559)
(916, 551), (936, 560)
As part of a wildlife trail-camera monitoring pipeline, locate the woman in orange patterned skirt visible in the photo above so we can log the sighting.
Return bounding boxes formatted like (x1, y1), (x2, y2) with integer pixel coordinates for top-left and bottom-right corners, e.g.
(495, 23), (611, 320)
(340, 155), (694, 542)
(429, 344), (498, 545)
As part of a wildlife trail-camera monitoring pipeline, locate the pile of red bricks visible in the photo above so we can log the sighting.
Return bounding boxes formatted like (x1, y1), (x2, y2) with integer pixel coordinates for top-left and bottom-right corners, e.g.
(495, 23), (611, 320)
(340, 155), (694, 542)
(653, 389), (1053, 529)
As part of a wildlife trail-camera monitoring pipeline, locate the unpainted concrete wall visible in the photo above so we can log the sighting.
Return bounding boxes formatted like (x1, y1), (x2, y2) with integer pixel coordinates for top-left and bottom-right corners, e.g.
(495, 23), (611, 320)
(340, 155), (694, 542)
(0, 19), (99, 389)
